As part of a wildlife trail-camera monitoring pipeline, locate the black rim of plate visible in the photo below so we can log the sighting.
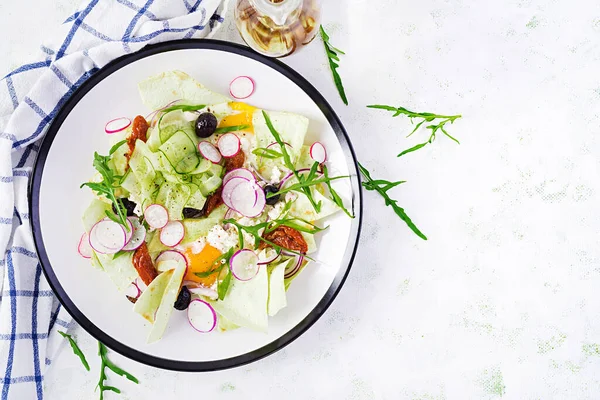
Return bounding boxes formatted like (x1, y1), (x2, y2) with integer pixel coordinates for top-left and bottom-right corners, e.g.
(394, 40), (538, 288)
(30, 39), (362, 372)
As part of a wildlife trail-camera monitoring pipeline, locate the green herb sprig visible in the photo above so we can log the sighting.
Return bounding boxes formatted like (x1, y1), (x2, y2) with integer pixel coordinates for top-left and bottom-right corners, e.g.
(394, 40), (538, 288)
(367, 105), (462, 157)
(358, 162), (427, 240)
(252, 147), (283, 160)
(215, 125), (250, 134)
(320, 26), (348, 105)
(97, 342), (138, 400)
(81, 142), (129, 230)
(192, 248), (235, 301)
(262, 111), (322, 213)
(58, 331), (90, 371)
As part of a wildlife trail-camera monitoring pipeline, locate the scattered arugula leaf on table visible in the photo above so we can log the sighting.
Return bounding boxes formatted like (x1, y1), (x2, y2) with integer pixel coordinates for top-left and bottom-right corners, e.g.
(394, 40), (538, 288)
(358, 162), (427, 240)
(97, 342), (138, 400)
(320, 26), (348, 105)
(58, 331), (90, 371)
(367, 105), (462, 157)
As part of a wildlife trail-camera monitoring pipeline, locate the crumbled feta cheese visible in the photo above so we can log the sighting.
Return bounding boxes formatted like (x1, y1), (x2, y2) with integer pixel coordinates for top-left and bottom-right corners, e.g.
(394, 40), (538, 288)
(285, 192), (298, 202)
(207, 225), (238, 253)
(270, 166), (282, 183)
(268, 201), (285, 221)
(189, 237), (206, 254)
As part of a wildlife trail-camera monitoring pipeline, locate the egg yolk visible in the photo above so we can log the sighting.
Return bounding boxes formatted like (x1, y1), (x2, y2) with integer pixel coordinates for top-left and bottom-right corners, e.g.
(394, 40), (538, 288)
(218, 102), (257, 134)
(184, 244), (222, 287)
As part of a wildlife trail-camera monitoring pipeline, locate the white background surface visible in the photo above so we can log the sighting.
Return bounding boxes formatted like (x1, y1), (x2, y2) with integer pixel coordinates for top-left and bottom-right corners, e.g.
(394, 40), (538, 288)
(3, 0), (600, 399)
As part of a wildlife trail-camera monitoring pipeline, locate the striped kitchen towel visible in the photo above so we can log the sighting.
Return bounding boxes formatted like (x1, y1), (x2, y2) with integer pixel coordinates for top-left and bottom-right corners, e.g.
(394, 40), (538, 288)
(0, 1), (226, 399)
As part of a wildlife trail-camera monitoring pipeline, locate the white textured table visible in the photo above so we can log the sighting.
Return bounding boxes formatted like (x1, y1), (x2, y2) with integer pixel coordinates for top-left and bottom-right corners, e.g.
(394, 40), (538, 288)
(4, 0), (600, 398)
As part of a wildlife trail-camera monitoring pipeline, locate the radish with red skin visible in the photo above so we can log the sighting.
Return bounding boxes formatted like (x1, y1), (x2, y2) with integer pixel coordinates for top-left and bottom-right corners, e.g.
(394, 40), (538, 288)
(144, 204), (169, 229)
(105, 117), (131, 134)
(198, 141), (222, 164)
(310, 142), (327, 164)
(229, 249), (260, 281)
(123, 219), (134, 244)
(229, 180), (266, 218)
(217, 133), (241, 158)
(88, 220), (127, 254)
(257, 248), (281, 265)
(223, 168), (255, 186)
(78, 232), (93, 259)
(284, 255), (304, 279)
(160, 221), (185, 247)
(156, 250), (188, 267)
(187, 299), (217, 333)
(125, 282), (141, 299)
(229, 76), (255, 99)
(221, 176), (251, 209)
(122, 217), (146, 251)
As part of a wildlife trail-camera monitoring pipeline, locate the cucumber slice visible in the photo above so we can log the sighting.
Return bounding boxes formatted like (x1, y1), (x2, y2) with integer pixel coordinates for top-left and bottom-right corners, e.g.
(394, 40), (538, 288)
(155, 181), (191, 220)
(186, 186), (207, 210)
(159, 131), (200, 174)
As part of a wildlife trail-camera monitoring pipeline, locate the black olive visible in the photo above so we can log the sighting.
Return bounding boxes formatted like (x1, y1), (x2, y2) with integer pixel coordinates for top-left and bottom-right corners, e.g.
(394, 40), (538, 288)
(182, 207), (205, 219)
(264, 184), (280, 205)
(174, 286), (191, 310)
(113, 198), (137, 217)
(194, 112), (218, 138)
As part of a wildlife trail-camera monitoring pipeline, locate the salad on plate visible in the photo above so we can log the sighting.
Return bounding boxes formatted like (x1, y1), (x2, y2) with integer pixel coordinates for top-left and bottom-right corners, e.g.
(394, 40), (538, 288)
(78, 70), (353, 343)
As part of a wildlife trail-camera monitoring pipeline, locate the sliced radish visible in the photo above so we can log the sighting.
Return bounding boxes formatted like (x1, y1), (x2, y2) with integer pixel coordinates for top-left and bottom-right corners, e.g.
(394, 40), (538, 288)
(156, 250), (188, 267)
(217, 133), (241, 158)
(187, 299), (217, 333)
(230, 249), (259, 281)
(89, 220), (127, 254)
(122, 217), (146, 251)
(229, 76), (255, 99)
(223, 168), (255, 186)
(198, 141), (222, 164)
(187, 286), (218, 300)
(105, 117), (131, 134)
(284, 255), (304, 279)
(135, 277), (147, 292)
(310, 142), (327, 164)
(125, 282), (141, 299)
(230, 181), (266, 218)
(160, 221), (185, 247)
(144, 204), (169, 229)
(124, 219), (134, 244)
(221, 176), (251, 209)
(257, 248), (280, 265)
(78, 232), (93, 259)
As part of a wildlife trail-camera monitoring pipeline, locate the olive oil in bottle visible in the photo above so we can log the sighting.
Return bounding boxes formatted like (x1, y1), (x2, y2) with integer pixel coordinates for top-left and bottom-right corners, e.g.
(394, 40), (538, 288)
(235, 0), (321, 58)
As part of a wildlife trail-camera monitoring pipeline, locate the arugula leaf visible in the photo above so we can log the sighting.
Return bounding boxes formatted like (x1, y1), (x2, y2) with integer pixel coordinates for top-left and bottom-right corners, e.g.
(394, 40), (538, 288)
(367, 105), (462, 156)
(321, 165), (354, 218)
(262, 111), (322, 213)
(218, 269), (232, 301)
(108, 139), (127, 156)
(81, 152), (129, 231)
(320, 26), (348, 105)
(358, 162), (427, 240)
(194, 248), (234, 279)
(252, 147), (283, 159)
(156, 103), (207, 130)
(58, 331), (90, 371)
(214, 125), (250, 134)
(97, 342), (138, 400)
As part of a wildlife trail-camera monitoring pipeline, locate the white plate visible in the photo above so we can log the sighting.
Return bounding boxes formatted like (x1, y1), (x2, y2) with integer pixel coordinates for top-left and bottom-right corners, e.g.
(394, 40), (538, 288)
(31, 40), (362, 371)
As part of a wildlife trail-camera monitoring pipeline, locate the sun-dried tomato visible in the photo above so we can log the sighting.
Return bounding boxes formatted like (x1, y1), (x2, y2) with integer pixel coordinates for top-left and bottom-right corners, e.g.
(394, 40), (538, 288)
(132, 242), (157, 285)
(224, 150), (245, 172)
(261, 226), (308, 253)
(126, 115), (149, 162)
